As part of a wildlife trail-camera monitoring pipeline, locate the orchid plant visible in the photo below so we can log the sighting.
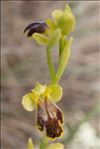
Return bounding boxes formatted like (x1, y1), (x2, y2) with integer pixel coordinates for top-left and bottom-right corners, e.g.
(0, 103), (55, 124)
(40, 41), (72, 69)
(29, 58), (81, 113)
(22, 4), (76, 149)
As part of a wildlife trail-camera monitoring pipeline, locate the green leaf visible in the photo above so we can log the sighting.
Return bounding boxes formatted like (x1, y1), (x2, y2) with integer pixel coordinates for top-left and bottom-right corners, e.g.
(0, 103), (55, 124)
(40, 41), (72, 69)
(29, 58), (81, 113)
(32, 33), (49, 45)
(56, 38), (73, 82)
(47, 28), (61, 49)
(22, 93), (37, 111)
(46, 143), (64, 149)
(49, 84), (62, 102)
(27, 138), (35, 149)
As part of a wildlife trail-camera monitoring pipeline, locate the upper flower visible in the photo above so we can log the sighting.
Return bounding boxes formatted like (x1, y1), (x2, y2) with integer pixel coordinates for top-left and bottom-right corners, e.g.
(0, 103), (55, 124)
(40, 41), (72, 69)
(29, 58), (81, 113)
(22, 83), (64, 139)
(24, 21), (61, 48)
(24, 5), (75, 47)
(51, 4), (76, 35)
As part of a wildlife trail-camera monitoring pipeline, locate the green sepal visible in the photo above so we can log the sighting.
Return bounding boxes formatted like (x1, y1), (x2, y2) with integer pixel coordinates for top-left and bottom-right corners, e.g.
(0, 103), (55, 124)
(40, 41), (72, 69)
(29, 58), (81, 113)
(47, 28), (61, 49)
(32, 82), (47, 96)
(49, 84), (62, 102)
(27, 138), (35, 149)
(52, 5), (76, 36)
(22, 93), (37, 111)
(52, 10), (63, 24)
(32, 33), (49, 45)
(46, 18), (56, 31)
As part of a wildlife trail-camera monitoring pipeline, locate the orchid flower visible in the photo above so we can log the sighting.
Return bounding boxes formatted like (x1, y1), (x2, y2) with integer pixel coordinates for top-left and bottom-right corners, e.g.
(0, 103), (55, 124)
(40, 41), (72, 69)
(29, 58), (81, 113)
(23, 4), (76, 149)
(22, 83), (63, 139)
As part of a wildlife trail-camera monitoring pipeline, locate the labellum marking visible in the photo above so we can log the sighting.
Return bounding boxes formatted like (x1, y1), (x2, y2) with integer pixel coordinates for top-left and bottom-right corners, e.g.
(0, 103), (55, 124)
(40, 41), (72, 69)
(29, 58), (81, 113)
(37, 98), (64, 139)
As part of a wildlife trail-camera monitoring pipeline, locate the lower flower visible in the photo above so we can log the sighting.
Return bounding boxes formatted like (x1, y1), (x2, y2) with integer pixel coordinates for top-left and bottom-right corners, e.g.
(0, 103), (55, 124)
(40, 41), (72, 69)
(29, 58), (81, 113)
(37, 98), (63, 139)
(22, 83), (64, 139)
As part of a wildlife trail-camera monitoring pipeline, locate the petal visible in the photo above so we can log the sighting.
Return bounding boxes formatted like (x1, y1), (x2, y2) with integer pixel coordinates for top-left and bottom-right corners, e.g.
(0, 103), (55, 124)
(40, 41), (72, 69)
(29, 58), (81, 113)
(63, 13), (76, 35)
(24, 22), (48, 37)
(27, 138), (35, 149)
(24, 23), (36, 33)
(46, 143), (64, 149)
(22, 93), (37, 111)
(49, 84), (62, 102)
(52, 10), (63, 25)
(27, 27), (36, 37)
(37, 99), (64, 139)
(52, 5), (76, 36)
(57, 12), (75, 35)
(32, 33), (49, 45)
(24, 22), (40, 33)
(46, 18), (56, 31)
(32, 83), (47, 96)
(45, 120), (63, 139)
(45, 99), (64, 124)
(47, 28), (61, 49)
(37, 102), (46, 132)
(62, 4), (76, 35)
(43, 87), (51, 99)
(64, 4), (72, 13)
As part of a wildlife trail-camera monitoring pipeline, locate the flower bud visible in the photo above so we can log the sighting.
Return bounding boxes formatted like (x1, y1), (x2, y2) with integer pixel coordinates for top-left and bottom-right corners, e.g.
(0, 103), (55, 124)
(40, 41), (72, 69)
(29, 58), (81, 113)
(27, 138), (34, 149)
(52, 5), (76, 35)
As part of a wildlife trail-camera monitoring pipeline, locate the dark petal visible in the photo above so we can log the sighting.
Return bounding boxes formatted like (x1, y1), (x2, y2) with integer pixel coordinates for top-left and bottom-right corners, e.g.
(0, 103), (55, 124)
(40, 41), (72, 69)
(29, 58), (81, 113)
(37, 117), (44, 131)
(24, 22), (40, 33)
(27, 27), (36, 37)
(36, 99), (64, 139)
(37, 102), (47, 132)
(27, 24), (47, 37)
(45, 119), (63, 139)
(44, 99), (64, 139)
(34, 24), (47, 33)
(45, 99), (64, 124)
(56, 108), (64, 124)
(24, 22), (48, 37)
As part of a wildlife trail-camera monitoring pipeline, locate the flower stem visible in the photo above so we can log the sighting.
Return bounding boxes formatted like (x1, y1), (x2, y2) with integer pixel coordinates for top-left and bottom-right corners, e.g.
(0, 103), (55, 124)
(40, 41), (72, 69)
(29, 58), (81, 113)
(46, 47), (56, 84)
(56, 38), (73, 83)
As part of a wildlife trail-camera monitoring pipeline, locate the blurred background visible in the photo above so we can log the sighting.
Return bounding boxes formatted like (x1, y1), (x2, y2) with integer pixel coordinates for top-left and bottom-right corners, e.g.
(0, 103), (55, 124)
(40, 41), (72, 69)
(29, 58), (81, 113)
(1, 1), (100, 149)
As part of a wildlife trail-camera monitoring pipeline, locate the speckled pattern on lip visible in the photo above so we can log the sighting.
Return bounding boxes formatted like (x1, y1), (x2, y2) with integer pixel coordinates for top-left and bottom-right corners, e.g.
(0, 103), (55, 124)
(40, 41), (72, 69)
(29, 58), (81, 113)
(37, 98), (64, 139)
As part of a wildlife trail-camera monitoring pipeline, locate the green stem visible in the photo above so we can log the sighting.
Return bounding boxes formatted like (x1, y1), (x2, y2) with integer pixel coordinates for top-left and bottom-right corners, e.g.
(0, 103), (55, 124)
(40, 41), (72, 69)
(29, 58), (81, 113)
(46, 46), (56, 84)
(56, 38), (73, 83)
(39, 136), (49, 149)
(59, 36), (65, 58)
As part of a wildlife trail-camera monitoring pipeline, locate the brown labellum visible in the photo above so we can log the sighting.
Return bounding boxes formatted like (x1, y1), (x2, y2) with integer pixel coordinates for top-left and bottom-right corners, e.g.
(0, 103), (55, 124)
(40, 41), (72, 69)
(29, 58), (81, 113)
(24, 22), (48, 37)
(37, 98), (64, 139)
